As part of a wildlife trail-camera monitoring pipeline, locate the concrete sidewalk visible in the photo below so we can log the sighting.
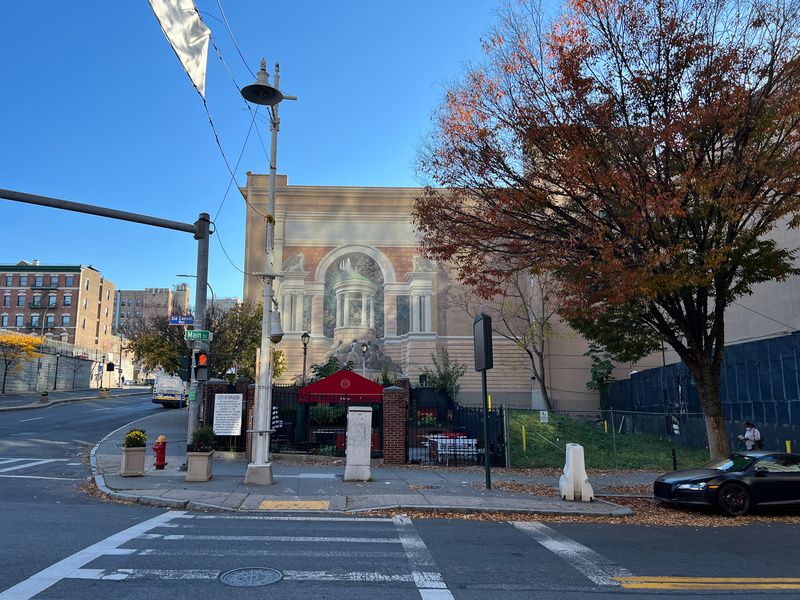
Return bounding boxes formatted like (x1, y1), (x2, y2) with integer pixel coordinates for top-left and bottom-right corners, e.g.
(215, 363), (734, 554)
(0, 387), (150, 412)
(91, 408), (650, 516)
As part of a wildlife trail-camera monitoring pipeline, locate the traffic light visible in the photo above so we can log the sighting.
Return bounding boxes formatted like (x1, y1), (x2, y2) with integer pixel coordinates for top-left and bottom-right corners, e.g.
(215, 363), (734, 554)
(177, 355), (191, 382)
(194, 351), (209, 381)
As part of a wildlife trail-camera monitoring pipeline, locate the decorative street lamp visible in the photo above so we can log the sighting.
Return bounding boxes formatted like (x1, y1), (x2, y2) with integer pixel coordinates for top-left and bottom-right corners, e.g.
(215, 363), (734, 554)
(241, 58), (296, 486)
(361, 341), (368, 378)
(301, 331), (310, 385)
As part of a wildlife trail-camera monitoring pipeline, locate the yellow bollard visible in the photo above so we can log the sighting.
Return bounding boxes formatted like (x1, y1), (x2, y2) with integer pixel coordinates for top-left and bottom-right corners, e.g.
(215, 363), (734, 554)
(522, 425), (527, 451)
(488, 394), (492, 411)
(787, 440), (793, 454)
(604, 420), (608, 434)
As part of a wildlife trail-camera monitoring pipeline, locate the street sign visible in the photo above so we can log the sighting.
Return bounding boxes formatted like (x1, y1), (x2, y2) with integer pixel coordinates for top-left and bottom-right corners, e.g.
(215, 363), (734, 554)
(184, 329), (212, 341)
(170, 316), (195, 326)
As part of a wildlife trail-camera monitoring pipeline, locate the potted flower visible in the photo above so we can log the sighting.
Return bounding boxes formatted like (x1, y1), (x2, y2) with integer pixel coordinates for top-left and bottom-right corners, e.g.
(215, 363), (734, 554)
(120, 428), (147, 476)
(185, 426), (215, 482)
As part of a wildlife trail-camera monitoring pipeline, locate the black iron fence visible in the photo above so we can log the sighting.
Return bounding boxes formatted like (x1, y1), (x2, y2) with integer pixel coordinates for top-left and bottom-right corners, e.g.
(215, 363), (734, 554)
(406, 403), (507, 467)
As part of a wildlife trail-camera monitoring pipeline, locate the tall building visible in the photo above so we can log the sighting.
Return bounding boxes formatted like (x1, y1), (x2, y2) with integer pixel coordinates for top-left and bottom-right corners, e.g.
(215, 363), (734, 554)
(0, 260), (117, 353)
(214, 297), (241, 313)
(113, 283), (191, 331)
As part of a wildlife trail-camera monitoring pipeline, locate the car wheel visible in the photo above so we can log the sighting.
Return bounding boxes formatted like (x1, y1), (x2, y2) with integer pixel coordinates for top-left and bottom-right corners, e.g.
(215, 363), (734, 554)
(718, 482), (751, 517)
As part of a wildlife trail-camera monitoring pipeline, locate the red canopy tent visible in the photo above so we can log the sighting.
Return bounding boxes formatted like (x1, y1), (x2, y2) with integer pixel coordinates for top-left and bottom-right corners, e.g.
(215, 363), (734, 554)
(298, 370), (384, 404)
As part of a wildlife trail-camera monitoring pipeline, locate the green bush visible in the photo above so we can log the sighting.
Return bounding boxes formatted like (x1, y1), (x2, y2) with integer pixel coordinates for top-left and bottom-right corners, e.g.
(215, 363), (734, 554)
(310, 404), (347, 426)
(419, 348), (467, 402)
(189, 426), (216, 452)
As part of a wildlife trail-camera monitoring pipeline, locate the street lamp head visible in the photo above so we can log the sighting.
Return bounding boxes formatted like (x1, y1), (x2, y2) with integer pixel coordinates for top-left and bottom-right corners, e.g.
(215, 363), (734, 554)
(240, 58), (284, 106)
(301, 331), (310, 348)
(361, 341), (368, 355)
(270, 309), (284, 344)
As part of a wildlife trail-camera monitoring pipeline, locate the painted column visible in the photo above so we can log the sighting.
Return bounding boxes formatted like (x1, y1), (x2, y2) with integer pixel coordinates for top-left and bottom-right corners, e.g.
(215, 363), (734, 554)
(294, 292), (304, 332)
(343, 293), (351, 327)
(361, 294), (367, 327)
(369, 297), (375, 328)
(384, 294), (397, 337)
(410, 294), (420, 333)
(336, 293), (343, 327)
(310, 294), (324, 336)
(423, 294), (432, 332)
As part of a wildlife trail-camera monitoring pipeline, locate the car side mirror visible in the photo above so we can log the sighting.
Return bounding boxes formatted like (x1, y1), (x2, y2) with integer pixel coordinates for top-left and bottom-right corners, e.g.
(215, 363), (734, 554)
(755, 466), (768, 476)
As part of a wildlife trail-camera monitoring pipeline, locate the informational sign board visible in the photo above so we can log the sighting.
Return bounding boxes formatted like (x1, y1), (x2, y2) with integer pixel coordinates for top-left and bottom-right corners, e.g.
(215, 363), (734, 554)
(539, 410), (549, 424)
(170, 316), (195, 326)
(185, 329), (212, 341)
(213, 393), (243, 436)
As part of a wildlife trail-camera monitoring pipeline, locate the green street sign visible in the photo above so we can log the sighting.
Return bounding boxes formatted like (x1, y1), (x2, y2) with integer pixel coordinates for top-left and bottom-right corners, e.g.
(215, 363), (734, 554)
(184, 329), (212, 341)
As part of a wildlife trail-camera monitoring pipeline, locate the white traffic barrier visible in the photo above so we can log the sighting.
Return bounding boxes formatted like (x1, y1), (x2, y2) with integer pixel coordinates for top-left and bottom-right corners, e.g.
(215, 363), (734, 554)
(558, 443), (594, 502)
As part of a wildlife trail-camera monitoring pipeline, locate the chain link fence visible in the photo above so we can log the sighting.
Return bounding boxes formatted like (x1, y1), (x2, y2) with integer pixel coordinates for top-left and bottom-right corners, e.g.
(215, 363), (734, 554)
(507, 408), (712, 470)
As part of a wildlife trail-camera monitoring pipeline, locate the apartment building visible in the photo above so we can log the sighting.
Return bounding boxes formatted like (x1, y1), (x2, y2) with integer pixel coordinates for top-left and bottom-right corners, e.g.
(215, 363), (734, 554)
(0, 260), (117, 351)
(113, 283), (191, 330)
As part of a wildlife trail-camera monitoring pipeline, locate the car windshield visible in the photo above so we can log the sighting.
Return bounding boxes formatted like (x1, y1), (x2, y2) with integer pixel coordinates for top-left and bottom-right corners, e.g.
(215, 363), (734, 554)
(704, 454), (755, 472)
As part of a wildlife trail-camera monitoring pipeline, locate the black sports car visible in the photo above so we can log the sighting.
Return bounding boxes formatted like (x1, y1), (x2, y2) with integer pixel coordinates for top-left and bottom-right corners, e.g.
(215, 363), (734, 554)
(654, 451), (800, 516)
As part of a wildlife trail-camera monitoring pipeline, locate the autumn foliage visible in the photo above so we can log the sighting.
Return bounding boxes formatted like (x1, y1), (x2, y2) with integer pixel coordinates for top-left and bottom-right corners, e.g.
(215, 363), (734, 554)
(0, 332), (43, 394)
(414, 0), (800, 458)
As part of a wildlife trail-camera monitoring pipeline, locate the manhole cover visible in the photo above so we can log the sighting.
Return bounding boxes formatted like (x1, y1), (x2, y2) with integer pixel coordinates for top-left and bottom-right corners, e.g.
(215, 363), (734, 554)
(219, 567), (283, 587)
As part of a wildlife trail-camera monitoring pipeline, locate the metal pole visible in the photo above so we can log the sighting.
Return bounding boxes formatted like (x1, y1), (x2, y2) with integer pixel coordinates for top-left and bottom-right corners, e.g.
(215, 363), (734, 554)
(187, 213), (210, 446)
(52, 352), (59, 391)
(302, 345), (308, 385)
(481, 369), (491, 489)
(245, 65), (282, 486)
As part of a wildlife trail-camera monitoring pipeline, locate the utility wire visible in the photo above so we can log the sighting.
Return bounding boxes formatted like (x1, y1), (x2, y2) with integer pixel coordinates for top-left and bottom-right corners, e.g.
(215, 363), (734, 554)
(212, 105), (259, 222)
(733, 301), (796, 330)
(215, 0), (256, 79)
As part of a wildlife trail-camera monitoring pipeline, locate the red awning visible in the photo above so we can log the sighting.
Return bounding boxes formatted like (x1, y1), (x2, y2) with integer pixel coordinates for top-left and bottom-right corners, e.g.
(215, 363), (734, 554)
(299, 370), (384, 404)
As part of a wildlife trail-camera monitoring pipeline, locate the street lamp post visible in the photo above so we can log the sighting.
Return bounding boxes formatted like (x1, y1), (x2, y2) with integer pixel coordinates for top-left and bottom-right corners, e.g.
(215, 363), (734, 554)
(361, 341), (368, 378)
(241, 59), (295, 486)
(301, 331), (310, 385)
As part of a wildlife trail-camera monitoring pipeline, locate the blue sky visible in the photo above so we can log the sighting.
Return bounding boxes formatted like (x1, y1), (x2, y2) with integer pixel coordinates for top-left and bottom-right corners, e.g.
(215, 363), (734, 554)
(0, 1), (500, 300)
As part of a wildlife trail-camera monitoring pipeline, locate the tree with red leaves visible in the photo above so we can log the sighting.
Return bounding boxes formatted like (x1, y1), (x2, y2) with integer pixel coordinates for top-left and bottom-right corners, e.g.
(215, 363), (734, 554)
(414, 0), (800, 458)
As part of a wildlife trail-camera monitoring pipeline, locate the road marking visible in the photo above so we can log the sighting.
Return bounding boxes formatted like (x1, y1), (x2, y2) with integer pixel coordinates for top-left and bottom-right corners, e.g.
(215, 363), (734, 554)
(0, 474), (82, 481)
(137, 548), (407, 559)
(284, 570), (413, 583)
(63, 568), (417, 584)
(158, 534), (403, 543)
(193, 514), (392, 522)
(19, 417), (43, 422)
(0, 511), (184, 600)
(0, 458), (69, 473)
(393, 515), (455, 600)
(512, 521), (631, 587)
(0, 458), (26, 465)
(259, 499), (330, 510)
(616, 576), (800, 590)
(8, 432), (37, 436)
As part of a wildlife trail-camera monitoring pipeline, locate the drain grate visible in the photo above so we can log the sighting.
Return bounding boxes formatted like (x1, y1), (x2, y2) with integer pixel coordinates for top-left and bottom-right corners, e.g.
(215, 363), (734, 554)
(219, 567), (283, 587)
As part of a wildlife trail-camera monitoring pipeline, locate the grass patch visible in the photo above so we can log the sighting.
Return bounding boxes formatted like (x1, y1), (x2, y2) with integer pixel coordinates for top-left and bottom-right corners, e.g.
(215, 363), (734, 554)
(508, 410), (710, 470)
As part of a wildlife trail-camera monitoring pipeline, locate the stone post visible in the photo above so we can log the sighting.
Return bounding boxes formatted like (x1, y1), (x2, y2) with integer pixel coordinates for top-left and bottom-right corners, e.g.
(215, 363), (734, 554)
(344, 406), (372, 481)
(382, 385), (407, 465)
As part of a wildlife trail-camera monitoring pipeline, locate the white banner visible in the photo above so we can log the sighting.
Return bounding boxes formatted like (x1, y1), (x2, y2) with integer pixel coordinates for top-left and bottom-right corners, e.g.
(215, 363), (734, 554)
(148, 0), (211, 97)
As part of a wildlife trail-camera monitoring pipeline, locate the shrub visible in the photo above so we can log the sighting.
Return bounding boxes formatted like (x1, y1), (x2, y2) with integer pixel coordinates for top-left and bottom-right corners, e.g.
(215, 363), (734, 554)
(310, 404), (347, 426)
(419, 348), (467, 402)
(189, 426), (216, 452)
(123, 428), (147, 448)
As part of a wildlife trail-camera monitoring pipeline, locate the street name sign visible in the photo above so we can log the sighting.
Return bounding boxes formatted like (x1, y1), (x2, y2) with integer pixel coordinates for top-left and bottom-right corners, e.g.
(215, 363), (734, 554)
(184, 329), (212, 341)
(170, 316), (195, 326)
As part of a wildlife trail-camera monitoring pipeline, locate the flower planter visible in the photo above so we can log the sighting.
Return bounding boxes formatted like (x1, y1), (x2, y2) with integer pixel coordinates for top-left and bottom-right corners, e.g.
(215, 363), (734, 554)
(120, 446), (146, 477)
(185, 451), (214, 482)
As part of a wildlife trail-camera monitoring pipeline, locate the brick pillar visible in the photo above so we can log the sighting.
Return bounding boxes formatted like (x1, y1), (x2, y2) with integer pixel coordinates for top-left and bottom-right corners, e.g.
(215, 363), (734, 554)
(382, 385), (408, 465)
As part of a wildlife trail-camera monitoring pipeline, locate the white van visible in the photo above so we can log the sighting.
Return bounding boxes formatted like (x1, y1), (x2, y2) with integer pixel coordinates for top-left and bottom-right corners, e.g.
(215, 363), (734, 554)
(152, 372), (187, 408)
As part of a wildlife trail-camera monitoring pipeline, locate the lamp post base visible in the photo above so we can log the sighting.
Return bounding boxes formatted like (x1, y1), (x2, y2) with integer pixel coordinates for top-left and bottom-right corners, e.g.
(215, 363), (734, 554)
(244, 462), (274, 485)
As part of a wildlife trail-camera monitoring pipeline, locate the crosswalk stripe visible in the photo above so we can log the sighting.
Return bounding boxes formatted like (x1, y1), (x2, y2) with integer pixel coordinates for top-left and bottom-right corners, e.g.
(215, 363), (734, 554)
(157, 534), (403, 543)
(393, 515), (455, 600)
(512, 521), (631, 587)
(0, 459), (69, 473)
(137, 548), (407, 559)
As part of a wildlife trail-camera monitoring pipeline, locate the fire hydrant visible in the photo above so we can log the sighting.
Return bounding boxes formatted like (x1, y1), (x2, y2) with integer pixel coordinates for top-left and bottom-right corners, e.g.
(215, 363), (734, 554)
(152, 435), (167, 470)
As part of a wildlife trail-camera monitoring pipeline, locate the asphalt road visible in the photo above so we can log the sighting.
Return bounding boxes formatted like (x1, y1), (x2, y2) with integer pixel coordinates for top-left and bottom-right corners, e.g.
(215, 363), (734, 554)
(2, 394), (800, 599)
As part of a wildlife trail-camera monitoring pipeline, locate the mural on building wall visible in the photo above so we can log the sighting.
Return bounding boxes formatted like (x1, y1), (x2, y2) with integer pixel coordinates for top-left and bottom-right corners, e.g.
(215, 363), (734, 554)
(323, 252), (385, 339)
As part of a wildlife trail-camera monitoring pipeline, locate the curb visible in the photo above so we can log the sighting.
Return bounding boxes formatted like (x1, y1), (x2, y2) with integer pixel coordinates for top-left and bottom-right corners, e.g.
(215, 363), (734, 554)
(0, 390), (147, 413)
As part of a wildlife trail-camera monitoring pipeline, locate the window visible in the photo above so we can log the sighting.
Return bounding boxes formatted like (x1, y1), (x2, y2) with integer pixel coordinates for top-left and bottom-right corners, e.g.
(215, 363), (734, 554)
(103, 324), (108, 334)
(1, 315), (7, 327)
(34, 275), (43, 287)
(126, 311), (131, 318)
(2, 295), (9, 307)
(64, 294), (72, 306)
(135, 298), (142, 306)
(83, 298), (87, 309)
(65, 276), (74, 287)
(30, 314), (40, 327)
(104, 307), (109, 317)
(756, 456), (800, 473)
(106, 290), (110, 300)
(135, 311), (142, 318)
(15, 315), (23, 327)
(48, 295), (56, 307)
(81, 318), (86, 330)
(4, 276), (11, 286)
(50, 275), (58, 286)
(32, 294), (41, 307)
(126, 298), (131, 306)
(17, 295), (25, 307)
(19, 275), (28, 286)
(46, 314), (54, 327)
(62, 315), (70, 326)
(85, 280), (89, 290)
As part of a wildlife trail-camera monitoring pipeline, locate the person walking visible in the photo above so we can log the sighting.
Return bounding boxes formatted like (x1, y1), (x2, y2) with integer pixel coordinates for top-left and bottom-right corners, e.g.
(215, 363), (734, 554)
(738, 421), (762, 450)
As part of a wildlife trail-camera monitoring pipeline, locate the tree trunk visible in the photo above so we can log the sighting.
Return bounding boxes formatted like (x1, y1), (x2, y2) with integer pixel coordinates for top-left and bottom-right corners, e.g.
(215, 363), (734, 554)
(688, 360), (729, 459)
(1, 363), (6, 394)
